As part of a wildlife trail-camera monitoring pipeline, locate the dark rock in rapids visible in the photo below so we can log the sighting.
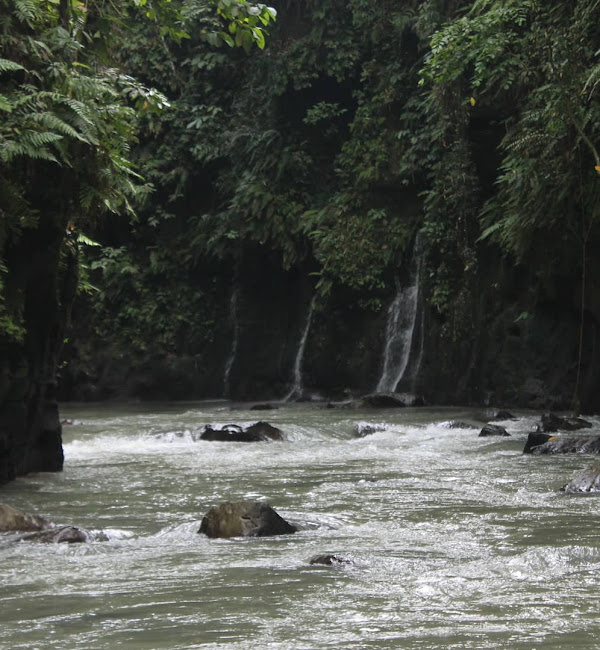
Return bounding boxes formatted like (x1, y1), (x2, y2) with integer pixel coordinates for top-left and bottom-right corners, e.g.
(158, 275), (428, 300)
(245, 421), (285, 440)
(325, 400), (357, 410)
(361, 392), (425, 408)
(479, 424), (510, 437)
(486, 409), (516, 420)
(199, 421), (285, 442)
(198, 501), (297, 538)
(354, 423), (387, 437)
(561, 466), (600, 493)
(438, 421), (478, 430)
(523, 432), (554, 454)
(249, 403), (279, 411)
(309, 553), (355, 567)
(525, 435), (600, 455)
(23, 525), (92, 544)
(0, 502), (52, 533)
(541, 413), (593, 433)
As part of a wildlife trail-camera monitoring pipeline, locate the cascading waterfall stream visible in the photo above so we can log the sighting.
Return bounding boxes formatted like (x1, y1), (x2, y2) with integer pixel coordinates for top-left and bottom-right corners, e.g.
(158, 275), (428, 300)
(376, 246), (422, 393)
(284, 296), (315, 402)
(223, 287), (240, 398)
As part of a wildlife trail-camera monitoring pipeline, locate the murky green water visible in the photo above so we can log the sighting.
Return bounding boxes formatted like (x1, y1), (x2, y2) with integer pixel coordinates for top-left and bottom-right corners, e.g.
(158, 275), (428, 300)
(1, 402), (600, 649)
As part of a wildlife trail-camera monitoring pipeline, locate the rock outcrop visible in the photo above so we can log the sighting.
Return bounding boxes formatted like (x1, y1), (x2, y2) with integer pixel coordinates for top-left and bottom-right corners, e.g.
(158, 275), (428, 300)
(0, 502), (90, 543)
(524, 433), (600, 455)
(0, 502), (52, 532)
(199, 421), (285, 442)
(561, 466), (600, 493)
(354, 422), (387, 437)
(23, 525), (92, 544)
(540, 413), (593, 433)
(478, 424), (510, 437)
(198, 501), (297, 538)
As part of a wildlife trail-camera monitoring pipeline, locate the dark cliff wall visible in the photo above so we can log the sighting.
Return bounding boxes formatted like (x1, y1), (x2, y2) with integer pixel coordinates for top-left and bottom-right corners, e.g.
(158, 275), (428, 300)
(57, 238), (600, 413)
(0, 220), (75, 485)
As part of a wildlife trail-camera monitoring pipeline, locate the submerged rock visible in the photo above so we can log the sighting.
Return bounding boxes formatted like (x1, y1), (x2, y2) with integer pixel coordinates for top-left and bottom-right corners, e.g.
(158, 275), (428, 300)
(361, 392), (424, 408)
(198, 501), (297, 538)
(438, 421), (477, 430)
(354, 423), (387, 437)
(325, 400), (357, 410)
(541, 413), (593, 433)
(479, 424), (510, 437)
(249, 403), (279, 411)
(309, 553), (355, 567)
(0, 503), (52, 533)
(486, 409), (516, 420)
(561, 466), (600, 493)
(199, 421), (285, 442)
(23, 525), (92, 544)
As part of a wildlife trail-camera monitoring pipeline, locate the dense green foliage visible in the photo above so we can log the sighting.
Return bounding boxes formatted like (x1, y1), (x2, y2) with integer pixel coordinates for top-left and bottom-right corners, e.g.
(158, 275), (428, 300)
(2, 0), (599, 403)
(0, 0), (275, 345)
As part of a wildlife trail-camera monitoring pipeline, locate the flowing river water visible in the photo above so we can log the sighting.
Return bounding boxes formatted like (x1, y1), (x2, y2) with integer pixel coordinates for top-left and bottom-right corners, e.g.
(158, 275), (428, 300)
(2, 402), (600, 649)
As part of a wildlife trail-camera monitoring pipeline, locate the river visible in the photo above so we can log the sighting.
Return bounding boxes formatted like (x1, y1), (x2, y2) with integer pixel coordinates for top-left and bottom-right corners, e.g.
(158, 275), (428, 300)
(1, 402), (600, 649)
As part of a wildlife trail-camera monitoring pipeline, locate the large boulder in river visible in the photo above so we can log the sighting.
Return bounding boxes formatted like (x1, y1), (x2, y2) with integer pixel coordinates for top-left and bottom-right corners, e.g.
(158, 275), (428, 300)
(199, 421), (285, 442)
(23, 525), (92, 544)
(524, 433), (600, 455)
(541, 413), (593, 433)
(199, 501), (297, 538)
(523, 432), (553, 454)
(0, 502), (52, 532)
(561, 466), (600, 493)
(361, 392), (424, 408)
(479, 424), (510, 437)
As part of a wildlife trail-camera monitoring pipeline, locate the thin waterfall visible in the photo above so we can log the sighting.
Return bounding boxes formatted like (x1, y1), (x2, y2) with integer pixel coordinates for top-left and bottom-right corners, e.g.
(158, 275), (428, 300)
(409, 301), (426, 393)
(376, 247), (421, 393)
(223, 287), (239, 398)
(284, 296), (315, 402)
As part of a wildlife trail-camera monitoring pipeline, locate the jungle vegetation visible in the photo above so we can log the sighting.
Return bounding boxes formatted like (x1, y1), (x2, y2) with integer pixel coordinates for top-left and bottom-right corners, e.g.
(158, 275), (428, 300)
(1, 0), (599, 404)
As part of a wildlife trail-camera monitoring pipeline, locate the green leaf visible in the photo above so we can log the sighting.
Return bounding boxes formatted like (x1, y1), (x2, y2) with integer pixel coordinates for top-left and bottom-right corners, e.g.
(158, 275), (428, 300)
(0, 94), (12, 112)
(219, 31), (235, 47)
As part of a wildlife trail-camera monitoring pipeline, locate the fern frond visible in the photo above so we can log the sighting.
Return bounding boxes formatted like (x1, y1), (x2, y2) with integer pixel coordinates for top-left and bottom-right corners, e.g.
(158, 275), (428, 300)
(0, 139), (58, 163)
(584, 63), (600, 100)
(18, 130), (64, 148)
(13, 0), (37, 24)
(0, 58), (25, 74)
(0, 93), (12, 112)
(29, 111), (89, 142)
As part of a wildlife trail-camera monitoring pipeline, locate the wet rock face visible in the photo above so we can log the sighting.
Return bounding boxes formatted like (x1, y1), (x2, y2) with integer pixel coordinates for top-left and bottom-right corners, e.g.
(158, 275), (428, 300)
(479, 424), (510, 437)
(24, 525), (91, 544)
(541, 413), (593, 433)
(486, 410), (516, 420)
(561, 466), (600, 493)
(524, 433), (600, 455)
(198, 501), (297, 538)
(523, 432), (554, 454)
(0, 502), (52, 532)
(354, 423), (387, 437)
(0, 503), (90, 543)
(199, 421), (285, 442)
(309, 554), (355, 567)
(438, 421), (477, 430)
